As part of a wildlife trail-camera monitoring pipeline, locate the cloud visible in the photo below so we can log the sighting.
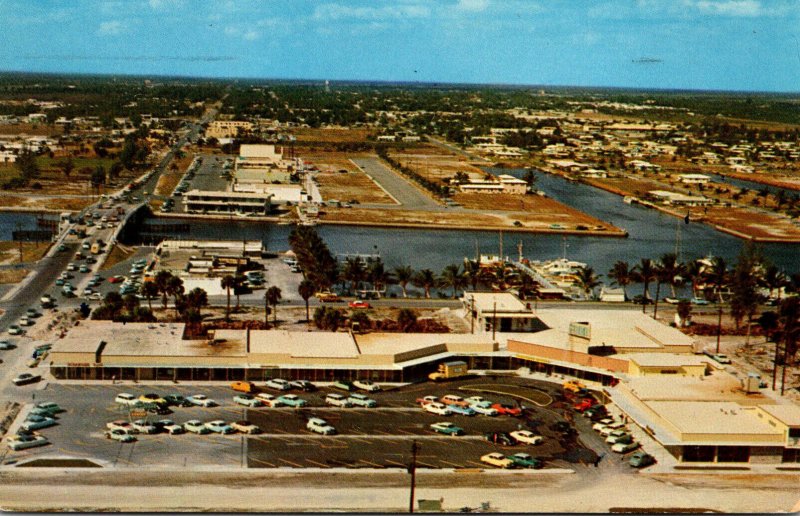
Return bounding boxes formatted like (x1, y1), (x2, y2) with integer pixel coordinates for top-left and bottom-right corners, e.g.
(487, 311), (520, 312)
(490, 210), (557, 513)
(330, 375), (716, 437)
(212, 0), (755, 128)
(224, 26), (261, 41)
(456, 0), (489, 12)
(693, 0), (763, 16)
(97, 20), (123, 35)
(312, 3), (430, 21)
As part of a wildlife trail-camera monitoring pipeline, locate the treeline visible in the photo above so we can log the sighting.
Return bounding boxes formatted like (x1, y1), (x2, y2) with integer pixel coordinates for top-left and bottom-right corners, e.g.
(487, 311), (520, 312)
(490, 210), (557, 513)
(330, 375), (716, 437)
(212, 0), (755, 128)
(375, 146), (449, 198)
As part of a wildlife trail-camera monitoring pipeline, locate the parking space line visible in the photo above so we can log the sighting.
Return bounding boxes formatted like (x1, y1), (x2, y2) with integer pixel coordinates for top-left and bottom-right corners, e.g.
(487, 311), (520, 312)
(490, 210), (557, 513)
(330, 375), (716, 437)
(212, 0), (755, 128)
(416, 461), (436, 468)
(440, 459), (462, 468)
(305, 459), (330, 468)
(248, 457), (276, 468)
(359, 459), (383, 468)
(278, 457), (303, 468)
(385, 459), (406, 467)
(467, 460), (485, 468)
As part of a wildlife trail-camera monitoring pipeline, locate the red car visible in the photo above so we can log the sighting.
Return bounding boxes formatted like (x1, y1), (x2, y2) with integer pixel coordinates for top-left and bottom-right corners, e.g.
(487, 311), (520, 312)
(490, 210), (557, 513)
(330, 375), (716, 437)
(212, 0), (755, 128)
(573, 398), (595, 412)
(348, 300), (370, 309)
(108, 275), (125, 284)
(491, 403), (522, 417)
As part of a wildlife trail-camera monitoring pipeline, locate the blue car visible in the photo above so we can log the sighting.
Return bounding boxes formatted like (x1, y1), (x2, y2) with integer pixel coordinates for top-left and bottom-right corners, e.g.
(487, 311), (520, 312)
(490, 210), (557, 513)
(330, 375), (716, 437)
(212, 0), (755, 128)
(447, 404), (477, 416)
(276, 394), (307, 407)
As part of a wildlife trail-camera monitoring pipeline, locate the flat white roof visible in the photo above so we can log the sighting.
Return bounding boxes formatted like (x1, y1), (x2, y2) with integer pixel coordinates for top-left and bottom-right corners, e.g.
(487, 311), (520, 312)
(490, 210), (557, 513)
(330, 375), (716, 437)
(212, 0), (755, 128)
(227, 329), (360, 359)
(465, 292), (530, 314)
(758, 404), (800, 426)
(627, 353), (712, 368)
(647, 401), (782, 436)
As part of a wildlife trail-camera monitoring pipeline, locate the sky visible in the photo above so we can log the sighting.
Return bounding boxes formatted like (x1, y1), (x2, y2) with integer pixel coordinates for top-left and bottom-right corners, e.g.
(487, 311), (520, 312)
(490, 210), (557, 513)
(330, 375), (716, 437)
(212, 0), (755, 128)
(1, 0), (799, 92)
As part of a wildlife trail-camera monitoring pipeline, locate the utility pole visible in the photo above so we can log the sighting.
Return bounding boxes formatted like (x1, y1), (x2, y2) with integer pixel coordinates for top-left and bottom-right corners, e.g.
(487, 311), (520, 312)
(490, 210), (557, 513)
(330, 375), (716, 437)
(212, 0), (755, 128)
(715, 301), (723, 354)
(408, 440), (419, 513)
(492, 300), (497, 341)
(470, 296), (475, 334)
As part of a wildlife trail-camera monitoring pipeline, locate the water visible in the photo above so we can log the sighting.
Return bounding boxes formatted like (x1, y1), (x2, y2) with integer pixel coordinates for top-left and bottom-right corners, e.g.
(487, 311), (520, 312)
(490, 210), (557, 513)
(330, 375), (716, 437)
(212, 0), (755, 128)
(117, 168), (800, 278)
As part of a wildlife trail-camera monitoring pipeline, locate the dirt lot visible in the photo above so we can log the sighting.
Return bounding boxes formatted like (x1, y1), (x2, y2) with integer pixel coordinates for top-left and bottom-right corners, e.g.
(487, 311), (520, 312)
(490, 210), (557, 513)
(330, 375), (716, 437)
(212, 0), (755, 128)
(308, 156), (396, 205)
(319, 205), (623, 235)
(155, 154), (194, 196)
(292, 127), (375, 143)
(389, 147), (486, 184)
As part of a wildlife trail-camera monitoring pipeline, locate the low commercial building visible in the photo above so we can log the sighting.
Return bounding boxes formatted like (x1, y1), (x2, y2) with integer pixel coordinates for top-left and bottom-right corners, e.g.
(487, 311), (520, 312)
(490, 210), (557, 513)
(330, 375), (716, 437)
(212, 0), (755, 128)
(457, 175), (528, 195)
(677, 174), (711, 185)
(648, 190), (714, 207)
(206, 120), (254, 139)
(183, 190), (273, 215)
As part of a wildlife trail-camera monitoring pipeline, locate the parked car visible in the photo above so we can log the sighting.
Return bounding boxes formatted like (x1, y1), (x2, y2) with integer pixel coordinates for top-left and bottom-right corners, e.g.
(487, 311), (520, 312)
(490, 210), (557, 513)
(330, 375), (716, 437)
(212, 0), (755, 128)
(347, 393), (377, 408)
(131, 420), (157, 434)
(352, 379), (381, 392)
(484, 431), (515, 446)
(508, 452), (543, 469)
(606, 433), (634, 445)
(164, 394), (192, 407)
(183, 420), (211, 434)
(138, 393), (167, 406)
(481, 452), (515, 469)
(691, 297), (709, 305)
(600, 422), (627, 436)
(592, 419), (615, 431)
(255, 393), (284, 408)
(265, 378), (291, 391)
(430, 422), (464, 435)
(107, 420), (135, 433)
(629, 451), (656, 468)
(604, 429), (630, 443)
(331, 379), (354, 391)
(156, 419), (185, 434)
(306, 417), (336, 435)
(440, 394), (469, 407)
(21, 415), (57, 431)
(289, 379), (317, 392)
(491, 403), (522, 417)
(18, 317), (33, 327)
(12, 373), (41, 385)
(423, 402), (451, 416)
(233, 394), (262, 407)
(470, 401), (499, 416)
(186, 395), (216, 407)
(33, 402), (64, 415)
(276, 394), (307, 407)
(416, 395), (439, 406)
(447, 404), (477, 416)
(231, 420), (262, 434)
(8, 325), (23, 336)
(711, 353), (732, 364)
(510, 430), (544, 445)
(0, 341), (17, 350)
(348, 300), (370, 309)
(7, 433), (49, 450)
(205, 420), (235, 434)
(612, 441), (640, 453)
(115, 393), (138, 406)
(465, 396), (490, 405)
(105, 429), (136, 442)
(325, 393), (353, 407)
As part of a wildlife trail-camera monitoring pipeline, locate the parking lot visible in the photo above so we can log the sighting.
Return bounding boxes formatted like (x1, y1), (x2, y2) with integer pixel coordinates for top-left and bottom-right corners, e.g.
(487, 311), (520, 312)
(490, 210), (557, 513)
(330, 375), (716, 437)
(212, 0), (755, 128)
(4, 376), (616, 471)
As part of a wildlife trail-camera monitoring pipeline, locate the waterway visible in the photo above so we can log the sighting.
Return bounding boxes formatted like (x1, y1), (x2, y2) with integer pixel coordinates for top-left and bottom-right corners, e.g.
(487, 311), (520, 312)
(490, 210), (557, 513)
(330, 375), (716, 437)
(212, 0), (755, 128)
(122, 168), (800, 277)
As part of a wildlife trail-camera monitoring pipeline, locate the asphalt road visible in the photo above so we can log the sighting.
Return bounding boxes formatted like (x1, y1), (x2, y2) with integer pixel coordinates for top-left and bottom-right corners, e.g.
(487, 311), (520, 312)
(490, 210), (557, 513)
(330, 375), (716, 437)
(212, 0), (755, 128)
(351, 157), (442, 211)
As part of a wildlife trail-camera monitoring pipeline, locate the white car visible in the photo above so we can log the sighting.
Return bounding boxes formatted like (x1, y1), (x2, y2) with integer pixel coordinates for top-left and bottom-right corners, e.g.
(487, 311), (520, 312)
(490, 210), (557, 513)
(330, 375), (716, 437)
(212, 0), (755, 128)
(592, 419), (614, 431)
(347, 393), (377, 408)
(231, 420), (261, 434)
(605, 430), (629, 443)
(183, 420), (211, 434)
(115, 393), (138, 406)
(510, 430), (544, 445)
(89, 292), (104, 301)
(480, 452), (515, 469)
(132, 419), (157, 434)
(255, 393), (283, 407)
(157, 419), (185, 435)
(106, 420), (136, 433)
(470, 401), (499, 416)
(233, 394), (262, 408)
(7, 433), (49, 450)
(18, 317), (34, 326)
(325, 393), (352, 407)
(465, 396), (490, 405)
(352, 379), (381, 392)
(307, 417), (336, 435)
(265, 378), (291, 391)
(423, 402), (451, 416)
(186, 394), (216, 407)
(105, 429), (136, 443)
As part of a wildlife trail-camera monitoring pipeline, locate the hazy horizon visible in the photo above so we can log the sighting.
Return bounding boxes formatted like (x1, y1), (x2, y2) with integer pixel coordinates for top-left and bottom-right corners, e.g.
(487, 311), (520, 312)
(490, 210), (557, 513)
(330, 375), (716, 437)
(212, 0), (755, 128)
(2, 0), (800, 94)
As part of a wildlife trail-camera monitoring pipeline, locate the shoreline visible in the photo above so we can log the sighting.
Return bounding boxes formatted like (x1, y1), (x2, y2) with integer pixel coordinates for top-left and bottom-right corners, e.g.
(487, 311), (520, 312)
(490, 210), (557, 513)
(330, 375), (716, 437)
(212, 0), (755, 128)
(146, 210), (629, 237)
(534, 165), (800, 244)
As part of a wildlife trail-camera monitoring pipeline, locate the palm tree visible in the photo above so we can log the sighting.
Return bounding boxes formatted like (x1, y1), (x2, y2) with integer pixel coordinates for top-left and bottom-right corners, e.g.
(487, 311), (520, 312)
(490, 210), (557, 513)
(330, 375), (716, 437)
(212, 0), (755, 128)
(439, 264), (467, 299)
(185, 287), (208, 313)
(155, 270), (173, 310)
(413, 269), (437, 299)
(393, 265), (414, 298)
(297, 279), (315, 322)
(683, 259), (704, 299)
(341, 256), (365, 294)
(265, 286), (282, 324)
(762, 265), (787, 301)
(575, 266), (601, 300)
(141, 281), (159, 313)
(463, 259), (482, 291)
(220, 274), (236, 321)
(632, 258), (656, 313)
(167, 275), (184, 318)
(607, 261), (632, 301)
(659, 253), (685, 298)
(368, 258), (393, 293)
(233, 274), (246, 310)
(775, 297), (800, 395)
